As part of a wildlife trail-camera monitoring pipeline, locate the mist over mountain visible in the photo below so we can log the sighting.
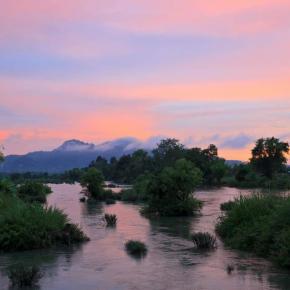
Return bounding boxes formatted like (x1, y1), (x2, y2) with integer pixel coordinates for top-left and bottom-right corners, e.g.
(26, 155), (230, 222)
(0, 137), (242, 173)
(0, 138), (152, 173)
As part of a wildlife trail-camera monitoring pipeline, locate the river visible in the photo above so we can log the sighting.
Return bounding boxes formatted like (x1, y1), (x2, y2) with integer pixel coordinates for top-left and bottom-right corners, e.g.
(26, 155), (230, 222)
(0, 184), (290, 290)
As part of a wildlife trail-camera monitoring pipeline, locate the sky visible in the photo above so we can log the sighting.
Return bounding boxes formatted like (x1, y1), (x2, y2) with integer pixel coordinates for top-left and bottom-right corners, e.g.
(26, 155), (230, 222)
(0, 0), (290, 160)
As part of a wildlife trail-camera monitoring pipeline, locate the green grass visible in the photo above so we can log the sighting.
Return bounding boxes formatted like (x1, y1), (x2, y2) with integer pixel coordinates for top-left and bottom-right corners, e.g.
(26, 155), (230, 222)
(17, 181), (52, 203)
(125, 240), (147, 257)
(191, 232), (217, 249)
(216, 193), (290, 268)
(7, 264), (42, 287)
(0, 192), (89, 251)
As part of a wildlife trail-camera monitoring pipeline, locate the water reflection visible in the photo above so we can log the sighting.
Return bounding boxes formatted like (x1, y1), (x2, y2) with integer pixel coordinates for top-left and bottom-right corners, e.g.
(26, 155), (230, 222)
(1, 184), (290, 290)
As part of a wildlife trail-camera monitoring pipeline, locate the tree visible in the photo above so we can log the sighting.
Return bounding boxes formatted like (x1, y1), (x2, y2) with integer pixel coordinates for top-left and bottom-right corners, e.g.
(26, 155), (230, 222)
(250, 137), (289, 178)
(152, 138), (185, 169)
(80, 168), (104, 199)
(146, 159), (203, 216)
(0, 147), (4, 163)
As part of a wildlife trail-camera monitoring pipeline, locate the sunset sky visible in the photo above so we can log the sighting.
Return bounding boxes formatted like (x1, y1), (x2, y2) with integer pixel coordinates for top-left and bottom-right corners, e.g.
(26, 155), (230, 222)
(1, 0), (290, 160)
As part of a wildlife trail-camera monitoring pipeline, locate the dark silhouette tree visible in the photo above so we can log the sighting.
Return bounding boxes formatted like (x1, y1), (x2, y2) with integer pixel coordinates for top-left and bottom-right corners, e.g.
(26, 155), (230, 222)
(250, 137), (289, 178)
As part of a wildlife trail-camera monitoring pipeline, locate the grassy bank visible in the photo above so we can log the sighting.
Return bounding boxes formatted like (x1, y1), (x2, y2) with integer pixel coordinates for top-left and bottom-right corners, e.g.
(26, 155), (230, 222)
(0, 192), (89, 252)
(216, 194), (290, 268)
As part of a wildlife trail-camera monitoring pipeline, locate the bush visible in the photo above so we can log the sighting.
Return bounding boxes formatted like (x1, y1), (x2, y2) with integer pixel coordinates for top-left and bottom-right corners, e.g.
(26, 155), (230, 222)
(17, 181), (52, 203)
(0, 192), (89, 251)
(216, 193), (290, 268)
(191, 232), (217, 249)
(145, 159), (203, 216)
(125, 240), (147, 257)
(7, 264), (42, 287)
(80, 168), (104, 199)
(220, 200), (235, 211)
(105, 198), (116, 205)
(103, 214), (117, 227)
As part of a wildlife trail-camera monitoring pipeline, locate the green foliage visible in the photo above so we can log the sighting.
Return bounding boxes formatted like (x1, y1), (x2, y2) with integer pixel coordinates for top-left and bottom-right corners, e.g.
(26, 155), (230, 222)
(125, 240), (147, 257)
(80, 168), (105, 199)
(152, 138), (185, 169)
(250, 137), (289, 178)
(220, 200), (235, 211)
(17, 181), (52, 203)
(103, 213), (117, 227)
(0, 178), (16, 194)
(145, 159), (203, 216)
(121, 174), (151, 202)
(191, 232), (217, 249)
(7, 264), (42, 287)
(105, 198), (116, 205)
(216, 194), (290, 268)
(0, 192), (88, 251)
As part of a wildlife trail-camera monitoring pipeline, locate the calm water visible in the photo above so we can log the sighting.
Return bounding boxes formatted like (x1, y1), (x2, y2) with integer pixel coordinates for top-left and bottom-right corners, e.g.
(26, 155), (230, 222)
(1, 184), (290, 290)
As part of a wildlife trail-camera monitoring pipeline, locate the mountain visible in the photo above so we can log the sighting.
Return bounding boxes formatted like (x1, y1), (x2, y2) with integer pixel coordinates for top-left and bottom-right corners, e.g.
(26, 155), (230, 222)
(0, 138), (142, 173)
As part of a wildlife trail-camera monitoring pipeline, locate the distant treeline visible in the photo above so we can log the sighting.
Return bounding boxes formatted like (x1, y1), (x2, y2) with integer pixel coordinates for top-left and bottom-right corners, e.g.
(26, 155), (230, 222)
(2, 137), (290, 190)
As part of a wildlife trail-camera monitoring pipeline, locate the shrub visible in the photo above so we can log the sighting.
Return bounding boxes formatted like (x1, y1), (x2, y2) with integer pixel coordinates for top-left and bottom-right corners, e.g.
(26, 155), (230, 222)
(191, 232), (217, 249)
(216, 193), (290, 268)
(105, 198), (116, 205)
(7, 264), (42, 287)
(103, 214), (117, 227)
(80, 168), (104, 199)
(220, 200), (235, 211)
(17, 181), (52, 203)
(125, 240), (147, 257)
(145, 159), (203, 216)
(0, 192), (89, 251)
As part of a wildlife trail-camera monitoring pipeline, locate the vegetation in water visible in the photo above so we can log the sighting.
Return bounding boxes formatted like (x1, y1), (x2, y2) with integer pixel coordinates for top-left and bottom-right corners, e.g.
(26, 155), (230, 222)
(142, 159), (203, 216)
(105, 198), (116, 205)
(103, 213), (117, 227)
(191, 232), (217, 249)
(7, 264), (42, 287)
(220, 200), (236, 211)
(0, 191), (89, 252)
(125, 240), (147, 257)
(216, 194), (290, 268)
(17, 180), (52, 203)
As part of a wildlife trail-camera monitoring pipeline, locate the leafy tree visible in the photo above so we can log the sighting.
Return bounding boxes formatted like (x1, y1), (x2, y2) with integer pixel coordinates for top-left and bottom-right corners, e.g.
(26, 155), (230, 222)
(80, 168), (104, 199)
(210, 160), (227, 184)
(250, 137), (289, 178)
(152, 138), (185, 169)
(145, 159), (203, 216)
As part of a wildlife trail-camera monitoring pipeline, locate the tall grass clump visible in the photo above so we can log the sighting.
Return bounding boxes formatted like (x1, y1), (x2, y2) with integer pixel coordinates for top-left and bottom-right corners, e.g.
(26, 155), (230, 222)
(216, 193), (290, 268)
(103, 213), (117, 227)
(17, 181), (52, 203)
(125, 240), (147, 257)
(191, 232), (217, 249)
(7, 264), (42, 287)
(220, 200), (235, 211)
(0, 192), (89, 251)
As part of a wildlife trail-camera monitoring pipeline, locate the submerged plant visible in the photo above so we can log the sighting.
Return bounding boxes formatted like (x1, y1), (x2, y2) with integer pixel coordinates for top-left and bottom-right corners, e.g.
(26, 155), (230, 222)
(226, 264), (235, 274)
(7, 264), (42, 287)
(79, 197), (86, 202)
(104, 213), (117, 227)
(191, 232), (217, 250)
(125, 240), (147, 257)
